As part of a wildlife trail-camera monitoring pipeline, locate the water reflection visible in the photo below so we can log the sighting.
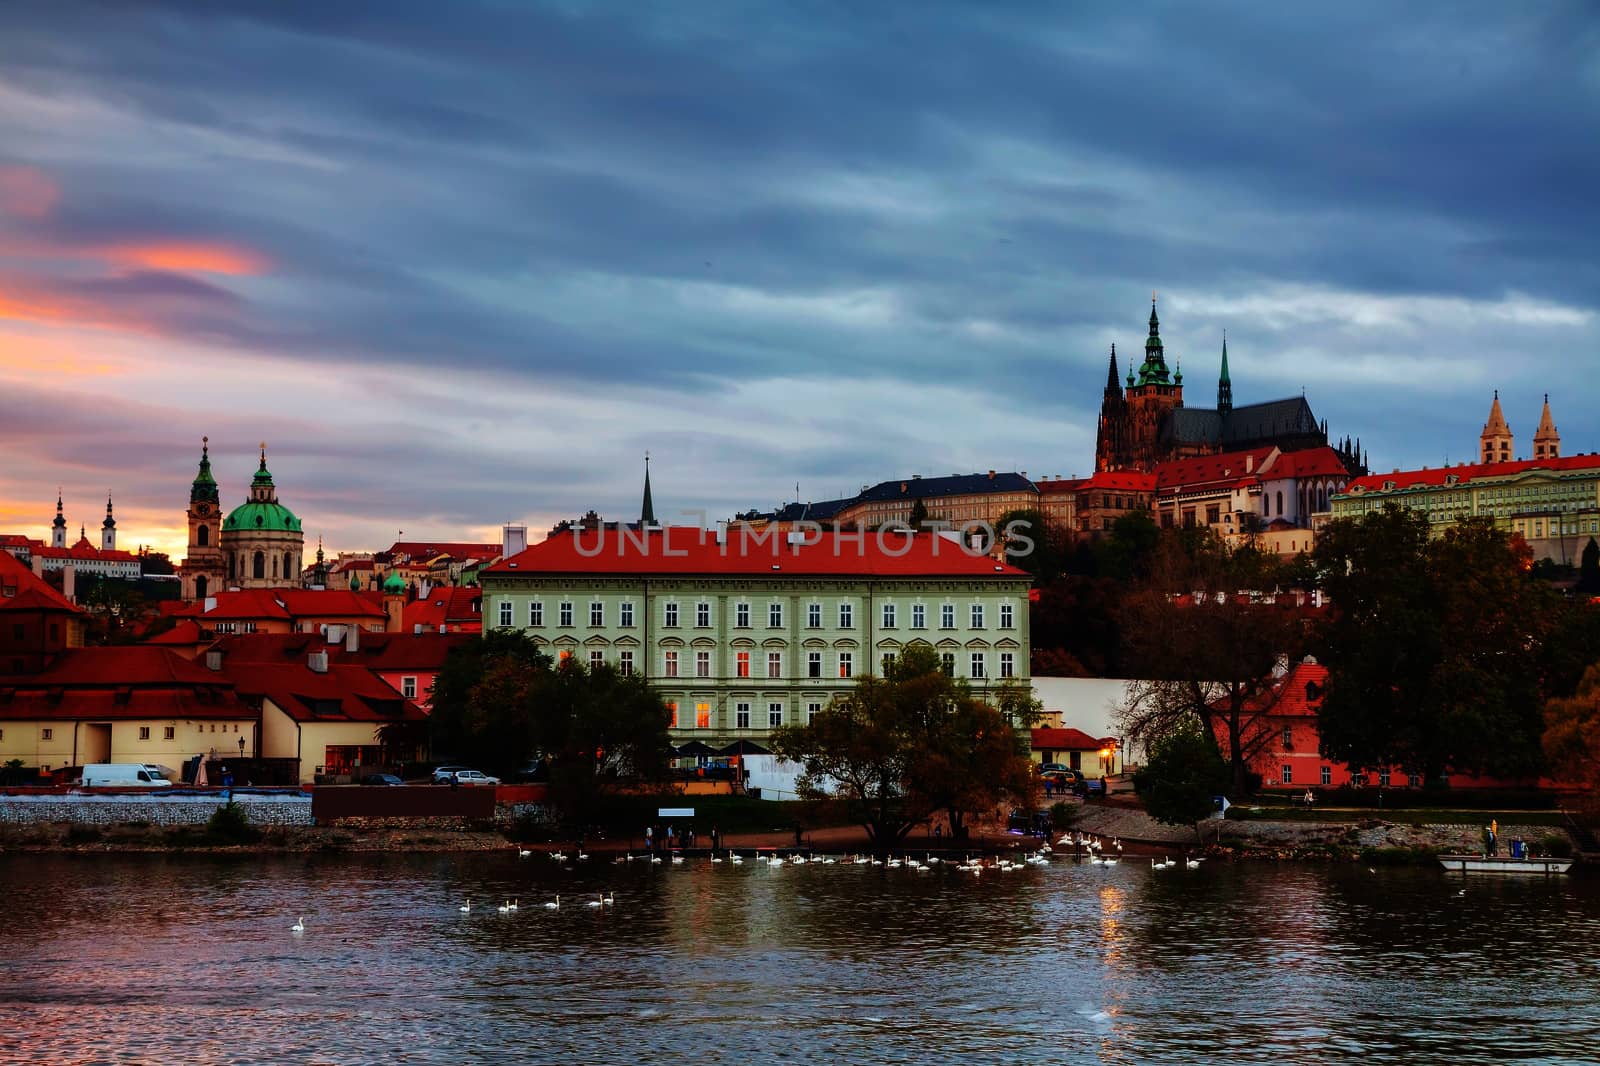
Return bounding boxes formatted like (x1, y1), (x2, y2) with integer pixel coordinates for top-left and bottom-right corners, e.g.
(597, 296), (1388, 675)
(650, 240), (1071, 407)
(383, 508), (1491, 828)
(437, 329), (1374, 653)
(1, 853), (1597, 1064)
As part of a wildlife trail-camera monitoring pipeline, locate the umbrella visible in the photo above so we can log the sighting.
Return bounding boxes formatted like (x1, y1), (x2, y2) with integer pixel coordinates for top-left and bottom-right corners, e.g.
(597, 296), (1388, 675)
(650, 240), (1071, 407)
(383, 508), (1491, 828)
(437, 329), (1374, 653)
(674, 740), (719, 757)
(719, 739), (770, 756)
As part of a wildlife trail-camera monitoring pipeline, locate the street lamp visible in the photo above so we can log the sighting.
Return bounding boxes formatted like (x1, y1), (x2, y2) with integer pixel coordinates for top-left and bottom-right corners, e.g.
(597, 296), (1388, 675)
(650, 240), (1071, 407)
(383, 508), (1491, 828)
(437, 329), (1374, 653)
(238, 735), (246, 759)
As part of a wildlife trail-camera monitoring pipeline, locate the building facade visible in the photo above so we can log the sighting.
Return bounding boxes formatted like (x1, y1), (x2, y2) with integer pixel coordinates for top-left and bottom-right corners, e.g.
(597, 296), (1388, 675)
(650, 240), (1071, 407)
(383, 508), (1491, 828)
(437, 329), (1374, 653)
(481, 527), (1033, 745)
(179, 440), (305, 596)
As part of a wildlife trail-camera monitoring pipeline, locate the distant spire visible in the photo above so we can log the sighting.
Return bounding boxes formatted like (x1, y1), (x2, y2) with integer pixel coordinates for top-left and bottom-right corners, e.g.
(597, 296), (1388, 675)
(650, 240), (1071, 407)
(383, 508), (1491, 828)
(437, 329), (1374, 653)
(1534, 392), (1560, 459)
(1138, 294), (1170, 385)
(103, 494), (115, 530)
(640, 453), (656, 527)
(1104, 344), (1121, 395)
(53, 489), (66, 529)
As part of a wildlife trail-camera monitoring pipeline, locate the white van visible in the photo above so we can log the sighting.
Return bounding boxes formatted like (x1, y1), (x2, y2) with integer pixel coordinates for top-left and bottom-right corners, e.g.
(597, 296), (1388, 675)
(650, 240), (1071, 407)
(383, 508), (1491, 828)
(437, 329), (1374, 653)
(81, 763), (173, 787)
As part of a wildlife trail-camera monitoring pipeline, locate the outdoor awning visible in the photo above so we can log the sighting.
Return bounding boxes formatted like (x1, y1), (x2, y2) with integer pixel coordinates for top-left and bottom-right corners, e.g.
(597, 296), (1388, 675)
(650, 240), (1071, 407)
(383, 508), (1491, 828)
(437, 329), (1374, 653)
(674, 740), (719, 757)
(719, 739), (770, 756)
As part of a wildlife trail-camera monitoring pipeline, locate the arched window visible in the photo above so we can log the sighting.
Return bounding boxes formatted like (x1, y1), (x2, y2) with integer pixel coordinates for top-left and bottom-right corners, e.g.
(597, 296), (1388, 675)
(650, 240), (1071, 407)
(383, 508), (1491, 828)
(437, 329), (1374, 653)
(1276, 491), (1283, 516)
(272, 555), (279, 579)
(196, 575), (208, 599)
(226, 553), (235, 580)
(197, 524), (209, 547)
(284, 553), (294, 581)
(253, 551), (265, 580)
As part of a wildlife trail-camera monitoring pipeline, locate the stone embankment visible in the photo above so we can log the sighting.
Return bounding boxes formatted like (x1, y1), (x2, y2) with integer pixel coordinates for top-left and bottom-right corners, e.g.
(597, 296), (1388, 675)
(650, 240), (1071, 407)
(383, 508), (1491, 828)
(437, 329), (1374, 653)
(0, 792), (313, 828)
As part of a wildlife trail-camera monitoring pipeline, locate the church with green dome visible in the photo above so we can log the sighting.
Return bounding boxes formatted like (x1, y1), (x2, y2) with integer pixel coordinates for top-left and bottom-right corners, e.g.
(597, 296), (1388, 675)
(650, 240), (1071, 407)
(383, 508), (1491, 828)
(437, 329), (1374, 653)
(178, 441), (306, 597)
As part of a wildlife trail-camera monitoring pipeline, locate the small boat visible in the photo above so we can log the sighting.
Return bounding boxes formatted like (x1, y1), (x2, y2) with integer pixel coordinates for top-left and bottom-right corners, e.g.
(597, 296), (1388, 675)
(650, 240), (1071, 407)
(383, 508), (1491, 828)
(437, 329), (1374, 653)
(1438, 854), (1572, 875)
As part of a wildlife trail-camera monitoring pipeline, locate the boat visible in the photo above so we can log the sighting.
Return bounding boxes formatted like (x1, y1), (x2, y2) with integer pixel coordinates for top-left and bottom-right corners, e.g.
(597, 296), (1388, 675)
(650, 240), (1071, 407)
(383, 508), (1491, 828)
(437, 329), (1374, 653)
(1438, 854), (1572, 875)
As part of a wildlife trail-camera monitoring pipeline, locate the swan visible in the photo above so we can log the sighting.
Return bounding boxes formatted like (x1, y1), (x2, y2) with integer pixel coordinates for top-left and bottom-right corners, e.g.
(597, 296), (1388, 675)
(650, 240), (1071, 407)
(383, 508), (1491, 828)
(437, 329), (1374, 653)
(1103, 858), (1119, 866)
(518, 848), (532, 858)
(671, 854), (685, 865)
(603, 892), (615, 906)
(543, 896), (561, 910)
(508, 899), (519, 911)
(290, 916), (305, 933)
(550, 851), (567, 862)
(586, 894), (604, 908)
(730, 853), (744, 864)
(459, 900), (471, 913)
(710, 853), (724, 863)
(649, 854), (662, 865)
(577, 852), (589, 861)
(497, 901), (512, 913)
(1185, 858), (1202, 869)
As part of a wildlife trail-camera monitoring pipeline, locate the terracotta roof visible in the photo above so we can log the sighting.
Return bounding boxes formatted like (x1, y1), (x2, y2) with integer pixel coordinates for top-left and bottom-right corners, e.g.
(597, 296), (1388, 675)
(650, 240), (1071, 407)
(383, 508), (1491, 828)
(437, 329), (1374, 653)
(209, 631), (471, 672)
(1076, 471), (1157, 492)
(273, 588), (386, 618)
(164, 588), (386, 621)
(402, 586), (483, 631)
(1031, 727), (1115, 750)
(1262, 446), (1351, 479)
(144, 619), (205, 646)
(1235, 658), (1327, 717)
(0, 647), (252, 721)
(1344, 453), (1600, 494)
(222, 661), (426, 724)
(12, 646), (222, 686)
(1156, 447), (1277, 491)
(486, 527), (1031, 578)
(0, 552), (81, 614)
(1035, 478), (1088, 496)
(31, 541), (139, 563)
(386, 541), (501, 561)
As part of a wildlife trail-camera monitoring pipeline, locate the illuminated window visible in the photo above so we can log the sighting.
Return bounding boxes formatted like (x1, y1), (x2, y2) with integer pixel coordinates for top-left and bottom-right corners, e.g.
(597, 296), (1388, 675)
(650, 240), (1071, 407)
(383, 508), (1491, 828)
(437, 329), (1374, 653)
(838, 653), (852, 679)
(666, 702), (678, 728)
(695, 702), (711, 729)
(736, 651), (751, 678)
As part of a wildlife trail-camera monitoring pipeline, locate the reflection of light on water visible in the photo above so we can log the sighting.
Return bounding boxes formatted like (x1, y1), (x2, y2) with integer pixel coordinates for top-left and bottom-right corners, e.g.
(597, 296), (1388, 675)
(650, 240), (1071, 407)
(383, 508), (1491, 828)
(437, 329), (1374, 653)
(1098, 885), (1125, 966)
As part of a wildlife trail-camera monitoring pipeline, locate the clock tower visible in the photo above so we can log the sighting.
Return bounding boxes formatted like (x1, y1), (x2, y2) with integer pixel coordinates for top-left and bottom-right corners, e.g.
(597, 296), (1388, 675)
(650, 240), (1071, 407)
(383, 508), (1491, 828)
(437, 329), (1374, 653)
(179, 436), (225, 600)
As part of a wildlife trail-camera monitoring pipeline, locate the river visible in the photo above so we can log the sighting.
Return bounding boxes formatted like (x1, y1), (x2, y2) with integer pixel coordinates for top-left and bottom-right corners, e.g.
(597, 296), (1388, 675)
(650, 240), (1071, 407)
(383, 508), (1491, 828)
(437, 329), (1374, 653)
(2, 852), (1597, 1064)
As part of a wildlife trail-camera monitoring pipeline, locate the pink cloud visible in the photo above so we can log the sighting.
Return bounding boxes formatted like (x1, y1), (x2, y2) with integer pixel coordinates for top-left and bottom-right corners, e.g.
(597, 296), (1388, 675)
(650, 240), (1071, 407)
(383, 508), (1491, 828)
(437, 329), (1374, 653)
(0, 165), (60, 219)
(91, 240), (271, 277)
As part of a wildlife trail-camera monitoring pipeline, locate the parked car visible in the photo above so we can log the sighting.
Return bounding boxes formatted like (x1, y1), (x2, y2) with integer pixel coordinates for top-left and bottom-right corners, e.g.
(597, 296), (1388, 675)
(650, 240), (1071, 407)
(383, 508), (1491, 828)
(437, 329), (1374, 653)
(1039, 762), (1071, 775)
(431, 765), (470, 785)
(361, 774), (405, 786)
(81, 763), (171, 787)
(433, 767), (499, 786)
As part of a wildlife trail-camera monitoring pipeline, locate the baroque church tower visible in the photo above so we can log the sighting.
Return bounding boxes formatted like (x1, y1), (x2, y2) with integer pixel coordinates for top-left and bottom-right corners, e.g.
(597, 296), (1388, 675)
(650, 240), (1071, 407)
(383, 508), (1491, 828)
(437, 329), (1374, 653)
(101, 496), (116, 552)
(179, 437), (225, 600)
(1479, 392), (1513, 464)
(1533, 394), (1560, 460)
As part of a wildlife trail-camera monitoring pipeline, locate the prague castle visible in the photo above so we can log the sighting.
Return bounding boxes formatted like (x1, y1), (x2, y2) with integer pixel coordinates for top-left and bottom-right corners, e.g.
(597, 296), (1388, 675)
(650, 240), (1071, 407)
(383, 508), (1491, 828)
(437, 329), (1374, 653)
(178, 440), (305, 599)
(1094, 299), (1365, 477)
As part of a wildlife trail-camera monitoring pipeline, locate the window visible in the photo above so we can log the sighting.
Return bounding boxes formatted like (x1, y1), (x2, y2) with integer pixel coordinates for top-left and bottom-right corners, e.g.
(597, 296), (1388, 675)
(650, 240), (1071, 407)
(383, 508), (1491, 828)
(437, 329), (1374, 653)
(807, 652), (822, 678)
(666, 702), (679, 728)
(664, 650), (679, 677)
(664, 602), (679, 628)
(559, 602), (573, 627)
(1407, 773), (1421, 788)
(695, 651), (711, 678)
(590, 601), (604, 627)
(911, 604), (926, 629)
(807, 603), (822, 628)
(695, 702), (711, 729)
(736, 702), (751, 729)
(163, 726), (175, 741)
(696, 602), (711, 628)
(197, 524), (209, 546)
(139, 726), (151, 741)
(999, 603), (1014, 629)
(620, 601), (634, 627)
(401, 676), (417, 699)
(768, 602), (783, 628)
(558, 649), (572, 664)
(498, 601), (513, 628)
(1282, 726), (1293, 750)
(999, 652), (1014, 678)
(1379, 769), (1391, 787)
(881, 652), (896, 675)
(940, 653), (955, 676)
(41, 728), (53, 741)
(941, 604), (955, 629)
(807, 701), (821, 724)
(736, 651), (751, 678)
(767, 651), (782, 679)
(1206, 504), (1220, 525)
(1320, 765), (1331, 786)
(768, 702), (784, 728)
(970, 604), (984, 629)
(12, 624), (23, 640)
(253, 551), (265, 579)
(1281, 764), (1293, 785)
(736, 602), (750, 628)
(970, 653), (985, 679)
(590, 650), (605, 670)
(619, 650), (634, 676)
(838, 603), (853, 629)
(838, 653), (852, 678)
(882, 603), (896, 629)
(529, 601), (543, 627)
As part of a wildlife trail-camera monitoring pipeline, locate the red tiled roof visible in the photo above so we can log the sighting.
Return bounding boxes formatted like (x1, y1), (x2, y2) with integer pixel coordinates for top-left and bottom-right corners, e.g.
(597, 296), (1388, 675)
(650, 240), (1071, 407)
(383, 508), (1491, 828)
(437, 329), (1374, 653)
(164, 588), (386, 621)
(402, 586), (482, 631)
(1155, 446), (1277, 491)
(222, 661), (426, 723)
(0, 646), (254, 722)
(1077, 471), (1157, 492)
(1235, 658), (1327, 717)
(386, 541), (501, 561)
(31, 542), (139, 563)
(485, 527), (1031, 578)
(1346, 453), (1600, 494)
(0, 551), (81, 614)
(14, 646), (223, 686)
(273, 588), (386, 618)
(1263, 446), (1350, 479)
(1031, 727), (1114, 751)
(1035, 478), (1087, 496)
(209, 631), (471, 672)
(144, 619), (205, 645)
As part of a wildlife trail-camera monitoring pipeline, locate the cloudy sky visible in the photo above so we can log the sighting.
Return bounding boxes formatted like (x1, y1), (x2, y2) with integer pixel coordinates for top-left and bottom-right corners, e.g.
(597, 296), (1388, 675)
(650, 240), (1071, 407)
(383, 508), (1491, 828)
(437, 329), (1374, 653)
(1, 2), (1596, 559)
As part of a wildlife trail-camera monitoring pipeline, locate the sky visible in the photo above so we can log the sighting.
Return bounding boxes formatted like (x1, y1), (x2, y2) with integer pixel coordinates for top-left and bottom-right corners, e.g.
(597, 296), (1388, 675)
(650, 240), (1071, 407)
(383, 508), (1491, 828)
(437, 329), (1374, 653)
(1, 2), (1596, 560)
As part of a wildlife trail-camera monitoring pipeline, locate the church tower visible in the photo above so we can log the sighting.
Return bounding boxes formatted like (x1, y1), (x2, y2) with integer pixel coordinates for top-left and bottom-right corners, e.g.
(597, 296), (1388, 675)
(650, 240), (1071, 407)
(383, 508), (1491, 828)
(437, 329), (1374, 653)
(51, 490), (66, 549)
(1479, 392), (1513, 464)
(1121, 296), (1184, 469)
(1217, 332), (1233, 414)
(1533, 394), (1560, 460)
(179, 436), (225, 600)
(1094, 345), (1129, 472)
(101, 496), (116, 552)
(640, 454), (657, 527)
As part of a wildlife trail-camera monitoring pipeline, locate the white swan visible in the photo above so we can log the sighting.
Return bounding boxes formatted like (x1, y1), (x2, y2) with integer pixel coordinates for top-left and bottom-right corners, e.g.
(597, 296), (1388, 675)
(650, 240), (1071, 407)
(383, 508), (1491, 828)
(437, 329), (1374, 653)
(290, 916), (305, 933)
(508, 899), (519, 911)
(650, 854), (663, 865)
(550, 851), (567, 862)
(671, 854), (685, 864)
(1185, 858), (1202, 869)
(497, 900), (512, 913)
(730, 853), (744, 864)
(586, 894), (604, 908)
(543, 896), (561, 910)
(517, 848), (532, 858)
(603, 892), (615, 906)
(459, 900), (471, 913)
(577, 851), (589, 861)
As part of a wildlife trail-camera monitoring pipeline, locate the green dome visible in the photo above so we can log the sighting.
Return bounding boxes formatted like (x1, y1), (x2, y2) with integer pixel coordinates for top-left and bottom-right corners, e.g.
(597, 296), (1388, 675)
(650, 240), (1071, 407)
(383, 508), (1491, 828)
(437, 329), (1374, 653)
(382, 569), (407, 593)
(223, 500), (302, 533)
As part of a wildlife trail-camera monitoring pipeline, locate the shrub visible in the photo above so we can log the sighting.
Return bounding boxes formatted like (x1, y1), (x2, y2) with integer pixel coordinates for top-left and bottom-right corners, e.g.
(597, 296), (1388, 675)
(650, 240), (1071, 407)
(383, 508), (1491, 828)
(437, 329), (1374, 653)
(1049, 801), (1077, 830)
(1537, 833), (1573, 858)
(206, 802), (262, 844)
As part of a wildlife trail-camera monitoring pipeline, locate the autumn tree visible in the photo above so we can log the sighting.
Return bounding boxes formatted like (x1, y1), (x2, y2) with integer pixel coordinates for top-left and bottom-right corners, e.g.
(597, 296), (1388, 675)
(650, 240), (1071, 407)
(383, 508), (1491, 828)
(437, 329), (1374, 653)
(1544, 663), (1600, 807)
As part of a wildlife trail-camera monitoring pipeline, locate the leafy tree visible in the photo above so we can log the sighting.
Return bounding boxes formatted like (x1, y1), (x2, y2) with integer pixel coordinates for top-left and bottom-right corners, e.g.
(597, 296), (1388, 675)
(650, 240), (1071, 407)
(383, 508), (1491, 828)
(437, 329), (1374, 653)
(1579, 538), (1600, 596)
(995, 507), (1072, 585)
(908, 497), (929, 530)
(1093, 510), (1161, 582)
(1133, 721), (1228, 836)
(770, 645), (1038, 848)
(1030, 575), (1122, 676)
(1314, 506), (1557, 783)
(1544, 663), (1600, 806)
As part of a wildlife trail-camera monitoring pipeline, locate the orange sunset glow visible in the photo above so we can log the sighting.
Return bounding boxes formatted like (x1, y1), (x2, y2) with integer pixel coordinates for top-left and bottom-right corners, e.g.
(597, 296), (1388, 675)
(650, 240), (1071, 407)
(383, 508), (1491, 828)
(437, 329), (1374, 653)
(92, 241), (271, 277)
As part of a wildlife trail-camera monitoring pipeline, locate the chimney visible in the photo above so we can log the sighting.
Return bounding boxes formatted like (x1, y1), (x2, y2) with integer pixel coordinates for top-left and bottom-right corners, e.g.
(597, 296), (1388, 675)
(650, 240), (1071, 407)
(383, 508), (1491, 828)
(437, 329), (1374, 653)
(203, 596), (217, 613)
(413, 623), (423, 635)
(62, 565), (76, 604)
(325, 624), (344, 645)
(988, 470), (996, 479)
(205, 650), (223, 672)
(308, 650), (329, 674)
(1245, 455), (1253, 473)
(502, 523), (527, 558)
(345, 625), (359, 653)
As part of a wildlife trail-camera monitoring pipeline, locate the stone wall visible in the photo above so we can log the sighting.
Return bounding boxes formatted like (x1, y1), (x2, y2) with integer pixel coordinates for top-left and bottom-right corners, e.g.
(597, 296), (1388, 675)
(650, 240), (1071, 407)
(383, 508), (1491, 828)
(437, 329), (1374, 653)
(0, 793), (314, 827)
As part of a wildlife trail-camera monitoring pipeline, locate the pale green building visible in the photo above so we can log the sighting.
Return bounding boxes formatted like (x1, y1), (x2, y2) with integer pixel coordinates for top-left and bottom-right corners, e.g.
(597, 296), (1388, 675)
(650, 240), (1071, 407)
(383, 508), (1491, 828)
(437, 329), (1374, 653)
(479, 526), (1032, 744)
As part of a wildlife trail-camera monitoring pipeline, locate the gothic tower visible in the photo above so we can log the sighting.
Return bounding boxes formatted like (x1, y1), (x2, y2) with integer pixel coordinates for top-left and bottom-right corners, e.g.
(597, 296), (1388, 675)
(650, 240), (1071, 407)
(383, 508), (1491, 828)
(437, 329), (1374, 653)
(1093, 345), (1128, 472)
(1122, 297), (1184, 470)
(640, 454), (657, 526)
(179, 436), (225, 600)
(1480, 391), (1513, 464)
(101, 495), (117, 552)
(1533, 394), (1560, 460)
(1217, 332), (1233, 414)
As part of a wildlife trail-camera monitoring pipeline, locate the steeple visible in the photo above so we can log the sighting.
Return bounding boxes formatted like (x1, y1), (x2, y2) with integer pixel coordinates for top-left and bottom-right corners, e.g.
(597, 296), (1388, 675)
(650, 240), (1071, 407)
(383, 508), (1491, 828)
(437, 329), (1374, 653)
(1217, 331), (1233, 414)
(1480, 390), (1513, 464)
(1137, 295), (1171, 385)
(51, 489), (66, 548)
(250, 442), (278, 503)
(1534, 393), (1561, 460)
(640, 454), (656, 527)
(1103, 344), (1120, 397)
(101, 494), (116, 552)
(190, 435), (219, 505)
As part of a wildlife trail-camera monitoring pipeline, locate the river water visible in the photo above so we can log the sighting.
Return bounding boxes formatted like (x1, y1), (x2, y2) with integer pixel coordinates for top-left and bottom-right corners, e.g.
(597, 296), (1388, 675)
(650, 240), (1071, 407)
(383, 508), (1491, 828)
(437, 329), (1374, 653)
(2, 851), (1597, 1064)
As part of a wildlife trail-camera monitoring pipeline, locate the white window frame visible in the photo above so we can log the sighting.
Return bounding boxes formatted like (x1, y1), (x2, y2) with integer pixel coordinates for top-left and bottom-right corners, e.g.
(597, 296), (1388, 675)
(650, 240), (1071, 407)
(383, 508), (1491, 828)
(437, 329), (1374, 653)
(620, 601), (634, 627)
(590, 601), (604, 627)
(999, 652), (1014, 678)
(401, 676), (418, 699)
(999, 602), (1014, 629)
(736, 651), (751, 678)
(838, 652), (853, 678)
(911, 604), (926, 630)
(664, 602), (679, 628)
(529, 601), (543, 627)
(619, 650), (634, 676)
(559, 601), (573, 627)
(695, 650), (711, 678)
(838, 603), (853, 629)
(970, 652), (985, 679)
(807, 603), (822, 629)
(882, 603), (896, 629)
(767, 651), (782, 679)
(498, 601), (513, 628)
(768, 702), (784, 728)
(736, 602), (750, 628)
(941, 604), (955, 629)
(735, 702), (751, 729)
(971, 604), (985, 629)
(808, 652), (822, 678)
(664, 650), (679, 677)
(768, 602), (783, 628)
(696, 602), (711, 628)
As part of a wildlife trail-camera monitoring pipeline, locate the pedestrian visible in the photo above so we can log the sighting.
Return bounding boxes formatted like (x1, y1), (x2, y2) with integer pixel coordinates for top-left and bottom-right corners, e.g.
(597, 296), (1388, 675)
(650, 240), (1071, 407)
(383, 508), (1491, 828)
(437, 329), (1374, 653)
(1304, 789), (1315, 809)
(710, 825), (721, 851)
(934, 822), (943, 840)
(667, 824), (676, 849)
(645, 824), (653, 851)
(450, 771), (460, 790)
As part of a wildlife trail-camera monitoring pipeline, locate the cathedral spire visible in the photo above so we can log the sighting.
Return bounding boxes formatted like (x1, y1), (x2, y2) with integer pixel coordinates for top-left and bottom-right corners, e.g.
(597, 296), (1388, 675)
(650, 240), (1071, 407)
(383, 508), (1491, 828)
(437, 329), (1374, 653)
(1534, 392), (1561, 460)
(1217, 330), (1233, 414)
(1480, 390), (1513, 464)
(1138, 294), (1170, 385)
(640, 453), (656, 527)
(1104, 344), (1122, 399)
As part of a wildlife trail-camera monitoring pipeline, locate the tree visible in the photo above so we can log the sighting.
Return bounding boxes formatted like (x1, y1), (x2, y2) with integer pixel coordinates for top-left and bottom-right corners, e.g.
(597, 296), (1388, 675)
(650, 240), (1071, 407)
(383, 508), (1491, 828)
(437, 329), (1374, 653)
(1314, 506), (1557, 783)
(1579, 538), (1600, 596)
(908, 497), (929, 530)
(1544, 663), (1600, 805)
(995, 508), (1072, 586)
(1133, 721), (1228, 837)
(770, 645), (1037, 848)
